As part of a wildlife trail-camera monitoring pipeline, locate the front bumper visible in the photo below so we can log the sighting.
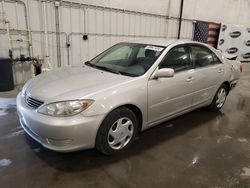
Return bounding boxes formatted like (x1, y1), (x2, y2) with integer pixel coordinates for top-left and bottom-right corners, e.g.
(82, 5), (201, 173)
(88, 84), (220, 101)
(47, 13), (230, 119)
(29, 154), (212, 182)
(16, 93), (105, 152)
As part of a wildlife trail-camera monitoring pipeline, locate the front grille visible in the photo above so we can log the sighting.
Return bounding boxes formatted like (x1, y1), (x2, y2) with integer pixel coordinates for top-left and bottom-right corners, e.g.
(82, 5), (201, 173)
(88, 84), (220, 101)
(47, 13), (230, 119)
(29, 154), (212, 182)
(25, 95), (44, 109)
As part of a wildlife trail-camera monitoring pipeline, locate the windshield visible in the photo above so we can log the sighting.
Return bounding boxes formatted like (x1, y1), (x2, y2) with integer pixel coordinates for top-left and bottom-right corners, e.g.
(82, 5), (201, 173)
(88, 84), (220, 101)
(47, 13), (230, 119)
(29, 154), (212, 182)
(86, 43), (165, 77)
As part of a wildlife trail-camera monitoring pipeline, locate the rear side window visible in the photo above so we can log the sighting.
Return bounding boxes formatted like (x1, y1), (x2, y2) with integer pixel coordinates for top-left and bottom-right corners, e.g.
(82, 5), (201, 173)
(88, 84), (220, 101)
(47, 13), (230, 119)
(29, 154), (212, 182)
(159, 46), (191, 72)
(191, 45), (221, 68)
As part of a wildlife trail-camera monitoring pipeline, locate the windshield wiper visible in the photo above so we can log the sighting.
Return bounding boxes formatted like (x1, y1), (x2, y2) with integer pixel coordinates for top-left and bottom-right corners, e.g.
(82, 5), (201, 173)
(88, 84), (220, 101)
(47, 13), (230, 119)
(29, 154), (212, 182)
(95, 65), (121, 75)
(85, 61), (93, 67)
(118, 71), (137, 77)
(85, 62), (120, 74)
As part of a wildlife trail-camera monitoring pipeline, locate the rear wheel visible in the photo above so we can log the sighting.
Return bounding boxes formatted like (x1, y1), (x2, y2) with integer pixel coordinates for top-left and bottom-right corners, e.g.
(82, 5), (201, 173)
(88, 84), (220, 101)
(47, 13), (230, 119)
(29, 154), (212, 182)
(208, 84), (227, 112)
(96, 107), (138, 155)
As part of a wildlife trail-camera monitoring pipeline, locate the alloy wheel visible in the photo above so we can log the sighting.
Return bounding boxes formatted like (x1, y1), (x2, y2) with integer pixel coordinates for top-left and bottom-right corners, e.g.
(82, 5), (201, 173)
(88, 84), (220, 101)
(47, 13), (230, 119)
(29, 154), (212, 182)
(216, 88), (226, 108)
(108, 117), (134, 150)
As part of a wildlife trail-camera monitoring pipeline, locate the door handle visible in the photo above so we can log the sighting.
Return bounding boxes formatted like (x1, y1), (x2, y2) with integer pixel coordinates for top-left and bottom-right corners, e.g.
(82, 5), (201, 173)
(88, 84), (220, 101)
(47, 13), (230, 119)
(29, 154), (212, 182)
(186, 76), (194, 82)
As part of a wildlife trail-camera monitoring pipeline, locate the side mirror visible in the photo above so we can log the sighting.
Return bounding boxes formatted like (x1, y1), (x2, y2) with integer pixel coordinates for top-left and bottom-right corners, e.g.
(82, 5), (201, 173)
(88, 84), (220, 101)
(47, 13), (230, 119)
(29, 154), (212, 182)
(154, 68), (175, 78)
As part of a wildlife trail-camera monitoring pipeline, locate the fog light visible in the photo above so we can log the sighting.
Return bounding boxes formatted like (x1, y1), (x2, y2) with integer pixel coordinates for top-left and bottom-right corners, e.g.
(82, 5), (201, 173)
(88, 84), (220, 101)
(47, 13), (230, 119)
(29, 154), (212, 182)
(46, 138), (73, 147)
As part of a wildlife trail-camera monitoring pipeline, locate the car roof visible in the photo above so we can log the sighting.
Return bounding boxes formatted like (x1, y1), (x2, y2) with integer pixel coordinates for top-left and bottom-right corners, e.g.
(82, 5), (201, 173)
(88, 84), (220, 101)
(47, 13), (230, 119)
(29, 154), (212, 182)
(124, 39), (223, 62)
(126, 39), (204, 47)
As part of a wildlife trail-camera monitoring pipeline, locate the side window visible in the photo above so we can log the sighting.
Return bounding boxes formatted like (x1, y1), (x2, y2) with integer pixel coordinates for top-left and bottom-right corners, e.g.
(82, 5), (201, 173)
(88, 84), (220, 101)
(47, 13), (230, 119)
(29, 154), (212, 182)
(191, 45), (221, 68)
(159, 46), (191, 72)
(212, 53), (222, 64)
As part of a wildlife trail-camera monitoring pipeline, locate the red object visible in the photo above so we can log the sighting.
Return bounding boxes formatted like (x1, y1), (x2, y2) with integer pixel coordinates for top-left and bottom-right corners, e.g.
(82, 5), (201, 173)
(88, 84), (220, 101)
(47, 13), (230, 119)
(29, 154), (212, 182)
(194, 21), (221, 48)
(207, 22), (221, 48)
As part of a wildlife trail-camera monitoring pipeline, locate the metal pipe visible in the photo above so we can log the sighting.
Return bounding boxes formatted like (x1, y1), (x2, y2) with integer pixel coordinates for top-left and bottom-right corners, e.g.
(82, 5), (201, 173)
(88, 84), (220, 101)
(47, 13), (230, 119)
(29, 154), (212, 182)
(69, 3), (73, 66)
(14, 2), (22, 55)
(28, 0), (195, 23)
(42, 0), (51, 70)
(0, 28), (194, 40)
(192, 20), (196, 40)
(26, 0), (34, 58)
(3, 0), (33, 57)
(18, 0), (32, 56)
(6, 17), (13, 55)
(49, 1), (55, 65)
(1, 0), (12, 51)
(66, 35), (70, 66)
(166, 0), (172, 38)
(79, 7), (83, 63)
(83, 7), (87, 34)
(0, 28), (67, 36)
(67, 32), (185, 39)
(10, 38), (30, 42)
(34, 0), (193, 22)
(54, 1), (61, 67)
(177, 0), (184, 39)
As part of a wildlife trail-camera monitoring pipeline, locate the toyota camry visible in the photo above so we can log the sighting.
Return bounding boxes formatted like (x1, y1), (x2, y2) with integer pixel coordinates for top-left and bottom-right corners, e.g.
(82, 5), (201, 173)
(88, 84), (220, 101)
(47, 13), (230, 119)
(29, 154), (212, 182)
(17, 39), (241, 155)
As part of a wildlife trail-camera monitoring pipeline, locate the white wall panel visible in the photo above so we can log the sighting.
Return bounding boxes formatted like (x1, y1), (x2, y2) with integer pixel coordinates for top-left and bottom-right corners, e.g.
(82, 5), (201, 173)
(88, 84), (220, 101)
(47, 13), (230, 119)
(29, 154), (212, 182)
(12, 61), (31, 85)
(46, 2), (55, 32)
(183, 0), (250, 26)
(180, 20), (194, 39)
(167, 19), (179, 38)
(0, 0), (201, 85)
(71, 7), (81, 32)
(28, 0), (41, 30)
(87, 8), (95, 33)
(69, 0), (171, 16)
(61, 7), (71, 33)
(95, 9), (103, 34)
(117, 12), (123, 35)
(103, 10), (111, 34)
(4, 2), (17, 28)
(31, 32), (43, 59)
(0, 33), (8, 57)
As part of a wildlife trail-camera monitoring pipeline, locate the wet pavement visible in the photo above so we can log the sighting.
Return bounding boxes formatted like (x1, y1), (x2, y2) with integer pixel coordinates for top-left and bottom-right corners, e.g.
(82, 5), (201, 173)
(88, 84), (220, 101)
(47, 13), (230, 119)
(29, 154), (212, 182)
(0, 64), (250, 188)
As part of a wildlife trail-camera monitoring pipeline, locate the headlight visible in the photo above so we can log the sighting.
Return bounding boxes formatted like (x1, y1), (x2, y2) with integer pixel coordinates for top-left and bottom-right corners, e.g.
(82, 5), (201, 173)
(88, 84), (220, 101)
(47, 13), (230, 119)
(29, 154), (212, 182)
(38, 100), (94, 117)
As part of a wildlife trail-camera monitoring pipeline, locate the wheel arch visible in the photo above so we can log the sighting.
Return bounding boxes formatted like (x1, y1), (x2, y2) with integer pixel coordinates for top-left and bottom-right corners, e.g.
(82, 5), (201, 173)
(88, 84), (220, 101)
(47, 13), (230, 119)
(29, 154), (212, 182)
(95, 103), (143, 154)
(102, 104), (143, 133)
(222, 81), (230, 95)
(122, 104), (143, 133)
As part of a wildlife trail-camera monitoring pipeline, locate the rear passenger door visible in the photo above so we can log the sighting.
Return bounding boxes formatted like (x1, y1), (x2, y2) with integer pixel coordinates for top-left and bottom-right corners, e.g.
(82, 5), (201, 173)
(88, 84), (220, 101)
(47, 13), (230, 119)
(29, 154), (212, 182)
(190, 44), (225, 106)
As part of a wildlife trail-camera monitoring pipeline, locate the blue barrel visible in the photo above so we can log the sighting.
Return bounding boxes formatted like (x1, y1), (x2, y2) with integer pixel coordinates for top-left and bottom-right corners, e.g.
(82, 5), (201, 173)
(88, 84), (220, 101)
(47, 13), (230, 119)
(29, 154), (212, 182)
(0, 58), (14, 91)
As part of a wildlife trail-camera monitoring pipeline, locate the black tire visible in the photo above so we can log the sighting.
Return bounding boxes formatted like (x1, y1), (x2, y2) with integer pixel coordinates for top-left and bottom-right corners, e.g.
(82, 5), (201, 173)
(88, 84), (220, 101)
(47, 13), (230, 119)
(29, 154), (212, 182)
(208, 84), (228, 112)
(96, 107), (138, 155)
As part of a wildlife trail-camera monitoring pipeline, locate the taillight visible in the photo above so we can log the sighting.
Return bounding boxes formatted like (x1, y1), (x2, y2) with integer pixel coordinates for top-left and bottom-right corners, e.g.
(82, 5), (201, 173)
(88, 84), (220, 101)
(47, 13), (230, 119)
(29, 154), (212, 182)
(240, 64), (243, 73)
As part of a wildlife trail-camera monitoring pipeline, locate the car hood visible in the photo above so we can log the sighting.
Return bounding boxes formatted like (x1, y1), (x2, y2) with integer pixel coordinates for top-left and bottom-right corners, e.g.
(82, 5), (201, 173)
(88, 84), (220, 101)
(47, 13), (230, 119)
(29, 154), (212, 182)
(25, 64), (133, 101)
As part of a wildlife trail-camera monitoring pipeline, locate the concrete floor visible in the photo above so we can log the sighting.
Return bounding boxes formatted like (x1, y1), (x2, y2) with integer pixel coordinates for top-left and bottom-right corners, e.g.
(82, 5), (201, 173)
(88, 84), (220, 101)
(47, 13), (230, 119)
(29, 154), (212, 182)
(0, 64), (250, 188)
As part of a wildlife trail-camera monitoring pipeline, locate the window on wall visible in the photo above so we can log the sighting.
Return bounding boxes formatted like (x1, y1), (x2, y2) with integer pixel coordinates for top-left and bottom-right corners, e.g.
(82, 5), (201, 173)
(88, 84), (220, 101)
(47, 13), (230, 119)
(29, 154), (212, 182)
(191, 45), (221, 67)
(159, 46), (191, 72)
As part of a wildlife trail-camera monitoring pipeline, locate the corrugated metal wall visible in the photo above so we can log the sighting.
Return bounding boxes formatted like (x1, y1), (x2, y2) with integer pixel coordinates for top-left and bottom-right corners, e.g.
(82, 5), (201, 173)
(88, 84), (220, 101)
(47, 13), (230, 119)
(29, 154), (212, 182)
(0, 0), (194, 85)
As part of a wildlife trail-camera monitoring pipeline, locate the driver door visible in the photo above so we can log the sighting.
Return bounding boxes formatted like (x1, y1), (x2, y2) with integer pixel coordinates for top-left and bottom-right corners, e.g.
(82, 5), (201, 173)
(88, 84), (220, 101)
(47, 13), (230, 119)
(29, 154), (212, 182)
(148, 45), (195, 124)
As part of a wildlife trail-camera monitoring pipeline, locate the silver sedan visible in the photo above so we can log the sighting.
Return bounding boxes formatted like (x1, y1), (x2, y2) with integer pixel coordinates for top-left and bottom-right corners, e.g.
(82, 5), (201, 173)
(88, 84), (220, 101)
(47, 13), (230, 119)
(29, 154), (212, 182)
(17, 40), (241, 155)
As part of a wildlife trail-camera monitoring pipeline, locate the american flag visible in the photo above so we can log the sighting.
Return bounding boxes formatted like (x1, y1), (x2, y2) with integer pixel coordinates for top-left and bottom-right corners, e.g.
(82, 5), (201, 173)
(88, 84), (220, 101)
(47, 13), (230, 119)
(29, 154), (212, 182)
(194, 21), (221, 48)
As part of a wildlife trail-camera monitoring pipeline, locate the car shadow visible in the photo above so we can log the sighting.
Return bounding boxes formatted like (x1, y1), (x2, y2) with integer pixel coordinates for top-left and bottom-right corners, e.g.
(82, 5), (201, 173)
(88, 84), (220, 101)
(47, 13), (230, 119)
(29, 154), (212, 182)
(25, 108), (224, 172)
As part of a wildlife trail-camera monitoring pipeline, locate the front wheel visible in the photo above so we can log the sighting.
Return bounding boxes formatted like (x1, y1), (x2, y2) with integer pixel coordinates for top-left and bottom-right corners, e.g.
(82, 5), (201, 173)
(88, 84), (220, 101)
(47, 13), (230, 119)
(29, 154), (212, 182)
(96, 107), (138, 155)
(208, 84), (227, 112)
